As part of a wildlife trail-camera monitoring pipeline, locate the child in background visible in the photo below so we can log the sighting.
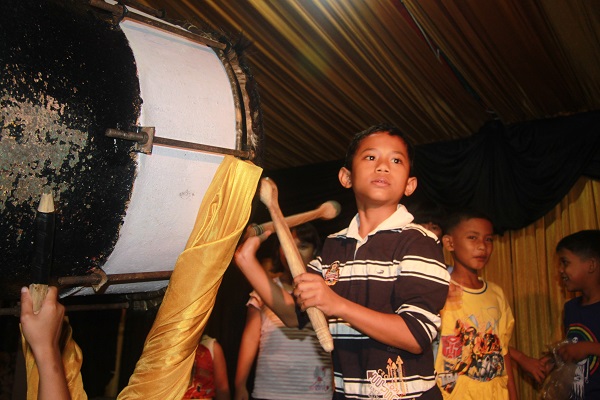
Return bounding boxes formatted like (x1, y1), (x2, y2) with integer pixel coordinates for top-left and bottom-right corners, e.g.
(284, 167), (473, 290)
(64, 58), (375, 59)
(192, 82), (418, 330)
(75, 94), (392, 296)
(183, 334), (230, 400)
(408, 201), (547, 386)
(436, 209), (517, 399)
(553, 230), (600, 399)
(234, 223), (332, 400)
(235, 123), (450, 399)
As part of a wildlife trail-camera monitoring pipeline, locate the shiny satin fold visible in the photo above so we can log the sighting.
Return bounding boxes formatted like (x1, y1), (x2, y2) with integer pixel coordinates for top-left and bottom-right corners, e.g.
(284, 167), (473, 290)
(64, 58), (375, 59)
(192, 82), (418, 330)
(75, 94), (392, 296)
(21, 318), (87, 400)
(117, 155), (262, 399)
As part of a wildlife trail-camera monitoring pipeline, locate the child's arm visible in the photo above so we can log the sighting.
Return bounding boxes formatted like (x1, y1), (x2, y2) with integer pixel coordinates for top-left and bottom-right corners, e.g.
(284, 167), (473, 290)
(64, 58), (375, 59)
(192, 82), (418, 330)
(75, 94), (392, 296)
(294, 273), (422, 353)
(234, 234), (298, 327)
(558, 341), (600, 363)
(213, 340), (231, 400)
(20, 286), (71, 400)
(504, 353), (518, 400)
(509, 346), (547, 384)
(234, 307), (261, 400)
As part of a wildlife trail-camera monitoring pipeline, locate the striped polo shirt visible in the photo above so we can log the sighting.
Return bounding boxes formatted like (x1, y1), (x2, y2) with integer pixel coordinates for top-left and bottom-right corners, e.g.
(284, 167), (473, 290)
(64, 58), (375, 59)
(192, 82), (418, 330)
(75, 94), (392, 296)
(305, 205), (450, 399)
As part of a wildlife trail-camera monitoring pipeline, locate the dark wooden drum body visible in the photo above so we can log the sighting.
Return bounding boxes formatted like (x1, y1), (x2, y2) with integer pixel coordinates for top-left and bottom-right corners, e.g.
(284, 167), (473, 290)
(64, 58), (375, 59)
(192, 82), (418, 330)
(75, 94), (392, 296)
(0, 0), (261, 299)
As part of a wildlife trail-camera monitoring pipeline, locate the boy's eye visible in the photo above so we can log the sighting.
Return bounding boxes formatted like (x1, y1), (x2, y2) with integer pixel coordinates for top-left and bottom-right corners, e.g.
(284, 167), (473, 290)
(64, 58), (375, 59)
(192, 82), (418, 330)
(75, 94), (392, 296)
(365, 155), (376, 161)
(485, 237), (493, 243)
(392, 158), (400, 164)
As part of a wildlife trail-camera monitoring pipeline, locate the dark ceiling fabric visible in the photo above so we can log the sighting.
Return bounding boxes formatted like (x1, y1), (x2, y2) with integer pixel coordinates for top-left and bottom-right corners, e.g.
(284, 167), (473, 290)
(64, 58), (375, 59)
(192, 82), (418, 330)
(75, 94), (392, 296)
(413, 111), (600, 233)
(263, 111), (600, 237)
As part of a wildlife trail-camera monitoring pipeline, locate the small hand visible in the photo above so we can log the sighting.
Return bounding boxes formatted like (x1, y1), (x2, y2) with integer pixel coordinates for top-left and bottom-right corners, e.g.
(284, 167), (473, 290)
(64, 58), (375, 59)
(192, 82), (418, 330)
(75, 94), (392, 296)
(234, 231), (272, 269)
(20, 286), (65, 358)
(293, 273), (340, 316)
(557, 342), (590, 364)
(519, 355), (548, 384)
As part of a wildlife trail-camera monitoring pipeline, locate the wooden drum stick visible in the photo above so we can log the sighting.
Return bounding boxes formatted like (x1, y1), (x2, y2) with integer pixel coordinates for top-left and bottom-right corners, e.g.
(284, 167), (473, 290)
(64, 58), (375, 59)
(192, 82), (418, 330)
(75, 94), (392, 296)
(259, 178), (334, 352)
(244, 200), (341, 240)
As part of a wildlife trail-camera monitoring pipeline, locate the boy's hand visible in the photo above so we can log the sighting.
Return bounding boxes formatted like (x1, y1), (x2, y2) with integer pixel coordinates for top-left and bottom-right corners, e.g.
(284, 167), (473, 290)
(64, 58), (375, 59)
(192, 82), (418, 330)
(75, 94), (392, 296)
(20, 286), (65, 357)
(558, 342), (592, 363)
(293, 273), (340, 316)
(519, 355), (548, 384)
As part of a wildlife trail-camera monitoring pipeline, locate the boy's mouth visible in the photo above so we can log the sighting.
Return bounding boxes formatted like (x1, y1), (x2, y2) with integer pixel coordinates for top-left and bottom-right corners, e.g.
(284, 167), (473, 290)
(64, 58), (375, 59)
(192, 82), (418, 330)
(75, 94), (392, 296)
(372, 178), (389, 186)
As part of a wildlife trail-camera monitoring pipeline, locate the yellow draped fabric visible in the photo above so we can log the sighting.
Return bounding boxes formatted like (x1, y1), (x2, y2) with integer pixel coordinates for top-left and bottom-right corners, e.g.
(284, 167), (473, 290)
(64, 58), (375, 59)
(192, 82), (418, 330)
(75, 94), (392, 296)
(21, 318), (87, 400)
(118, 156), (262, 399)
(443, 177), (600, 399)
(21, 155), (262, 400)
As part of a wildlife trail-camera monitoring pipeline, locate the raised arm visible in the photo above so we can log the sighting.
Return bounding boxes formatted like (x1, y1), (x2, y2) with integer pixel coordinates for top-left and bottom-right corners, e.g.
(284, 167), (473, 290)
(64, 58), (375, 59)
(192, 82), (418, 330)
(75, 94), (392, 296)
(20, 286), (71, 400)
(234, 234), (298, 326)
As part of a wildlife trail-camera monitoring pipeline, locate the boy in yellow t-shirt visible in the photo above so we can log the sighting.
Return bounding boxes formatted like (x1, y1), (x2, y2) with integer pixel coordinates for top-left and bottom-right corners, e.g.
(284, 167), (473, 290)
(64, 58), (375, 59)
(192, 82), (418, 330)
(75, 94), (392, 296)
(435, 209), (517, 400)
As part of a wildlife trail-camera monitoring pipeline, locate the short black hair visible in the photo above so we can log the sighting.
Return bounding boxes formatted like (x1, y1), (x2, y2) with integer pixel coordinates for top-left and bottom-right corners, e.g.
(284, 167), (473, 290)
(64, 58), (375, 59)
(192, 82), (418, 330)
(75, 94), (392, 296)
(556, 230), (600, 261)
(343, 123), (414, 172)
(442, 208), (494, 236)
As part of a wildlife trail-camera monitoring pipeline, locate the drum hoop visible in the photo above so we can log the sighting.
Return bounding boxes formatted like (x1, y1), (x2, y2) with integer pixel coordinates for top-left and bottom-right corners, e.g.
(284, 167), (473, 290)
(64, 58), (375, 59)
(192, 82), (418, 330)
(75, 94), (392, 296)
(89, 0), (260, 162)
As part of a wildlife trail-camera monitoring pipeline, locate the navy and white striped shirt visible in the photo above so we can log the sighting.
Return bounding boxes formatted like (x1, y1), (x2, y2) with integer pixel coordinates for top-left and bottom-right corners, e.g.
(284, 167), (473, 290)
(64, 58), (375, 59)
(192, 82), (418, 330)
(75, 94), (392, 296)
(304, 205), (450, 399)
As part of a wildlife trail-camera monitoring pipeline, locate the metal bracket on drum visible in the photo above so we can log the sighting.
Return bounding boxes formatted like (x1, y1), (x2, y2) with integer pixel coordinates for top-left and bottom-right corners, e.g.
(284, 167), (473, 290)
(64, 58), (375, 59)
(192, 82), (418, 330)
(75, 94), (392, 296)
(105, 127), (255, 160)
(57, 268), (173, 293)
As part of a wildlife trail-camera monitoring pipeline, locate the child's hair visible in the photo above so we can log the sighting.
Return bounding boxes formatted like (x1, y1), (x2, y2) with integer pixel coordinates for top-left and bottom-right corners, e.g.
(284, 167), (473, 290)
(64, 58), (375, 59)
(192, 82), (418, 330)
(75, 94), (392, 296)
(442, 208), (494, 236)
(271, 222), (322, 273)
(406, 200), (446, 227)
(555, 230), (600, 261)
(343, 123), (415, 172)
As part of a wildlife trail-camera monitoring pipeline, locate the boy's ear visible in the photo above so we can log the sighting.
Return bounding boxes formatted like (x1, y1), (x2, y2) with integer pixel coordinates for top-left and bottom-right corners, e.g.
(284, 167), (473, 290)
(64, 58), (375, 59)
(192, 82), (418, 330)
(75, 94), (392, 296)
(338, 167), (352, 188)
(404, 176), (417, 197)
(442, 234), (454, 251)
(589, 258), (599, 274)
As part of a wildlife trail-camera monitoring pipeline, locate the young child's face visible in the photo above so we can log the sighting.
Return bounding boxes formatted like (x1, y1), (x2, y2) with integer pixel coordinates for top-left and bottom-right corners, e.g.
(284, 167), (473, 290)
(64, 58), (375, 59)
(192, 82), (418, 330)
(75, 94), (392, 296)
(339, 132), (416, 208)
(421, 221), (442, 239)
(557, 248), (591, 292)
(443, 217), (493, 273)
(280, 231), (316, 269)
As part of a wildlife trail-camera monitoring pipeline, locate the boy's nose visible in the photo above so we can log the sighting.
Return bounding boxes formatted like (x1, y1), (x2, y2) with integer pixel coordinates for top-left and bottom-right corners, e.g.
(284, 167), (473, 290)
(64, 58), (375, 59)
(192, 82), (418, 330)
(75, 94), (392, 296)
(376, 161), (389, 172)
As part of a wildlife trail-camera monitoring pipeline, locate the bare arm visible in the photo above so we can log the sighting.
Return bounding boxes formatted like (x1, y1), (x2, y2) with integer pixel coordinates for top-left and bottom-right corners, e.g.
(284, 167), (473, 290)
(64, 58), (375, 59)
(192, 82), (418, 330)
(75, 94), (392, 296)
(20, 286), (71, 400)
(212, 340), (230, 400)
(509, 346), (546, 384)
(234, 234), (298, 327)
(504, 353), (518, 400)
(294, 273), (421, 353)
(234, 307), (261, 400)
(558, 341), (600, 363)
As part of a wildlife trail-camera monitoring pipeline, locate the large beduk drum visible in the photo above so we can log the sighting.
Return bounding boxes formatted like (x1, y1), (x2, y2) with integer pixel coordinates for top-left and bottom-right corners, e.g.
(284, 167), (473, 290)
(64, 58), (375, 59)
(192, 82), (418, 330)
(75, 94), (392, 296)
(0, 0), (262, 299)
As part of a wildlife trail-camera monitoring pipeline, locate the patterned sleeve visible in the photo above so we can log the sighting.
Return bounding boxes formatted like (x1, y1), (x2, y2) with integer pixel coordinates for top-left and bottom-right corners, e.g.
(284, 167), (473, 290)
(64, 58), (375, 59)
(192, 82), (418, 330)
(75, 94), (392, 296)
(395, 231), (450, 351)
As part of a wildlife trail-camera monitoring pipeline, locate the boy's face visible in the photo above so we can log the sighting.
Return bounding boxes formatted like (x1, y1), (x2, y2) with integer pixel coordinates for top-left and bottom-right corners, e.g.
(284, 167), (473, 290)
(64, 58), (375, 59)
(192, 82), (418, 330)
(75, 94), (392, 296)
(338, 132), (416, 209)
(557, 248), (593, 292)
(442, 217), (493, 273)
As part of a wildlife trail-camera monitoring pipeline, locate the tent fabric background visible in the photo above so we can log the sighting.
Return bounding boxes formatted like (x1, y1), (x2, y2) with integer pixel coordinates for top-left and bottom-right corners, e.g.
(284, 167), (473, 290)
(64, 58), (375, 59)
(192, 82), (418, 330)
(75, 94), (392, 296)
(263, 111), (600, 235)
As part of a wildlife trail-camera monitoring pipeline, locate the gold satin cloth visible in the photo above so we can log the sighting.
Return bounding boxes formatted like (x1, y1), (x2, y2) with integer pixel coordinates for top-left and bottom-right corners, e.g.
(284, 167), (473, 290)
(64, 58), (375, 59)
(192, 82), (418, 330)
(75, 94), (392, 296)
(21, 319), (86, 400)
(22, 155), (262, 400)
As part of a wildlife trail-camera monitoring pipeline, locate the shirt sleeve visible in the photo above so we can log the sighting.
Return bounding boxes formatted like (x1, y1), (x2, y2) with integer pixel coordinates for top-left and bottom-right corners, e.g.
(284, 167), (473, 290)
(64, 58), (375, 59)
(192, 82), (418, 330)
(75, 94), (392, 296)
(395, 232), (450, 351)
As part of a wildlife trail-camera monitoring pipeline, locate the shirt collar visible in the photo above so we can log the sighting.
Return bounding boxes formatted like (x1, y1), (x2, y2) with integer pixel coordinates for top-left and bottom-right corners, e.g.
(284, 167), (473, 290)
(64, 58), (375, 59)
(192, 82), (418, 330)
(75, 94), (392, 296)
(335, 204), (414, 241)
